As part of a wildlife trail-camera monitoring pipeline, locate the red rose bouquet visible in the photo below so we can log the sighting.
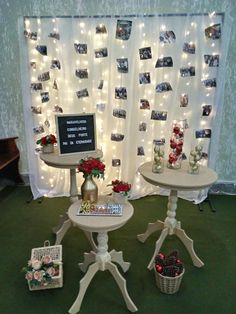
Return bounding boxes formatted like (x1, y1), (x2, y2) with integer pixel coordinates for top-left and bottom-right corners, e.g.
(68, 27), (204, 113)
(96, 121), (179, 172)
(110, 179), (131, 196)
(77, 157), (105, 179)
(36, 134), (57, 146)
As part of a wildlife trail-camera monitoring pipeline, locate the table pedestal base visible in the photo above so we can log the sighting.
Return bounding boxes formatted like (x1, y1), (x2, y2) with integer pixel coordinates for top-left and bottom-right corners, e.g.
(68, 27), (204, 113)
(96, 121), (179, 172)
(52, 214), (97, 251)
(137, 189), (204, 270)
(69, 232), (137, 314)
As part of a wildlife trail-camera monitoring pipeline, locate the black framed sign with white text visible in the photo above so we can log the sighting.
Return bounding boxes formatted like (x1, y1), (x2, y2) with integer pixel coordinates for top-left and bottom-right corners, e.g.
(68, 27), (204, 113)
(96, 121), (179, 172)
(55, 113), (97, 155)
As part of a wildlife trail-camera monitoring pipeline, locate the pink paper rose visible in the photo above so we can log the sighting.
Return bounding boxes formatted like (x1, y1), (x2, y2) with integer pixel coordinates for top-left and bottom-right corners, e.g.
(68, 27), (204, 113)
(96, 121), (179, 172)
(33, 270), (44, 282)
(31, 259), (42, 270)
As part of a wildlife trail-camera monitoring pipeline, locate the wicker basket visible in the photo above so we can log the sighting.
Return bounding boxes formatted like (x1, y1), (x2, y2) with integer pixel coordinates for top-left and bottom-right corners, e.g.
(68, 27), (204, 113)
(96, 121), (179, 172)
(28, 241), (63, 291)
(154, 267), (185, 294)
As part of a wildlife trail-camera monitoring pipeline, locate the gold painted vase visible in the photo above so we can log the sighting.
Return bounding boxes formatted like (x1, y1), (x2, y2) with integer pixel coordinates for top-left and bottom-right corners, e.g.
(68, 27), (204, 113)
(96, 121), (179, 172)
(81, 175), (98, 203)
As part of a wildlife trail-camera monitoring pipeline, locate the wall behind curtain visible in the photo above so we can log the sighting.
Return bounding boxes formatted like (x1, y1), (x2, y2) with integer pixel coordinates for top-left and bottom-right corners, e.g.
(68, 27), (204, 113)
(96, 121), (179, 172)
(0, 0), (235, 190)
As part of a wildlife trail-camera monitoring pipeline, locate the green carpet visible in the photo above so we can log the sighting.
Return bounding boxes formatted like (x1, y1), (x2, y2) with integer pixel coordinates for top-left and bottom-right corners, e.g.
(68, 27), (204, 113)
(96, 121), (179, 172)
(0, 186), (236, 314)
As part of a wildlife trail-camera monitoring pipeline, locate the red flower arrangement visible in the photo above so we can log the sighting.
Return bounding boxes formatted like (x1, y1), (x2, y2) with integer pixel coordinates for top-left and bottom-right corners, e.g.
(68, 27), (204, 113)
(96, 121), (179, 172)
(77, 157), (105, 179)
(110, 180), (131, 196)
(36, 134), (57, 146)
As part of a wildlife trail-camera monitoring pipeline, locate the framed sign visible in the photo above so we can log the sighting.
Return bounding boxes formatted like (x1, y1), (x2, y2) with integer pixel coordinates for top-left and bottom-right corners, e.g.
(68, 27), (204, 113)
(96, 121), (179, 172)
(55, 113), (97, 155)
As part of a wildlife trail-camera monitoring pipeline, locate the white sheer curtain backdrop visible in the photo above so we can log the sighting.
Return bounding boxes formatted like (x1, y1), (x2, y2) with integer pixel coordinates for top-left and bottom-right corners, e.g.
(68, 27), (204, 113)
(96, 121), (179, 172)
(19, 13), (229, 202)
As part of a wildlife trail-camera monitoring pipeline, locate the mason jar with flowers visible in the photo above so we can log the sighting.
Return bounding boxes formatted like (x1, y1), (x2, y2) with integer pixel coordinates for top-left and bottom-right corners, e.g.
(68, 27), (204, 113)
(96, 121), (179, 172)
(36, 134), (57, 153)
(109, 179), (131, 204)
(77, 157), (105, 203)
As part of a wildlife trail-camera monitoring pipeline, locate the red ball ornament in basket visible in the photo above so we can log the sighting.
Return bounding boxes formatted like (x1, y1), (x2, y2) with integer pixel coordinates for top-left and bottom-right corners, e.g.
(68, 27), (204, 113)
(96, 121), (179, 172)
(154, 251), (185, 294)
(154, 251), (184, 277)
(167, 123), (184, 169)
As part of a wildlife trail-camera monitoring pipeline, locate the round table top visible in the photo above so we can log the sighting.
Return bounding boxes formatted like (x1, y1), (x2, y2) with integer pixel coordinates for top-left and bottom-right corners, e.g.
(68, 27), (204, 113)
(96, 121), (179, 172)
(138, 161), (218, 191)
(40, 148), (103, 169)
(68, 197), (134, 233)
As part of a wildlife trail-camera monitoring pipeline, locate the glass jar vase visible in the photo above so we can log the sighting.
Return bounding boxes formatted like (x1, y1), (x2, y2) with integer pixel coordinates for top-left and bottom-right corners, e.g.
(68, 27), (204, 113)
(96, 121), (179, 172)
(167, 122), (184, 170)
(188, 145), (203, 174)
(152, 139), (165, 173)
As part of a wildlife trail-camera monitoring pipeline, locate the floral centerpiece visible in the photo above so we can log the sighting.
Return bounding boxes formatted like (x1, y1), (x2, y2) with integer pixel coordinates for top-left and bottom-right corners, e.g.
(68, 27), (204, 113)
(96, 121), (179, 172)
(36, 134), (57, 146)
(110, 179), (131, 196)
(22, 256), (60, 289)
(77, 157), (105, 203)
(77, 157), (105, 178)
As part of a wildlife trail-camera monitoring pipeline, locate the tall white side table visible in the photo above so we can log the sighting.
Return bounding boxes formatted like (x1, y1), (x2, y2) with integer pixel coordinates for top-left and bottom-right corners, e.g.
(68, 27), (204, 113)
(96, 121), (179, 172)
(40, 148), (102, 247)
(67, 198), (138, 314)
(137, 161), (218, 270)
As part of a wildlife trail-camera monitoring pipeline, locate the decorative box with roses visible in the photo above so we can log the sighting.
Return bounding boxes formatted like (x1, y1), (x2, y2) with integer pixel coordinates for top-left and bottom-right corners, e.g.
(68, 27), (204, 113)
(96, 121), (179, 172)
(23, 241), (63, 291)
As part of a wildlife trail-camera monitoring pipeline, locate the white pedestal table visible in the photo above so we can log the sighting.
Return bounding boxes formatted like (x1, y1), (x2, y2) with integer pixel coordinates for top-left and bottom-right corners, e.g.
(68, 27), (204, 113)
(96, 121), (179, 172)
(67, 198), (138, 314)
(137, 161), (218, 270)
(40, 148), (102, 247)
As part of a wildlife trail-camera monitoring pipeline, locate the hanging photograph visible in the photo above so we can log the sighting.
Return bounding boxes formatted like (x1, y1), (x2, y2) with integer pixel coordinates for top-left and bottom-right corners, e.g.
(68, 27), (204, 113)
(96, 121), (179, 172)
(156, 82), (172, 93)
(202, 105), (212, 116)
(140, 99), (150, 110)
(195, 129), (211, 138)
(159, 30), (176, 43)
(48, 32), (60, 40)
(115, 87), (127, 99)
(30, 61), (36, 69)
(116, 58), (128, 73)
(139, 122), (147, 131)
(33, 125), (44, 134)
(180, 66), (195, 77)
(111, 133), (125, 142)
(155, 56), (173, 68)
(181, 119), (189, 129)
(183, 42), (195, 54)
(76, 88), (89, 98)
(112, 159), (121, 167)
(40, 92), (49, 103)
(53, 105), (63, 113)
(44, 119), (50, 128)
(180, 93), (189, 107)
(98, 80), (104, 89)
(51, 60), (61, 70)
(35, 45), (47, 56)
(139, 47), (152, 60)
(113, 109), (126, 119)
(137, 146), (145, 156)
(202, 78), (216, 88)
(31, 106), (42, 114)
(205, 24), (221, 39)
(116, 20), (132, 40)
(96, 103), (106, 112)
(74, 43), (87, 54)
(38, 71), (50, 81)
(204, 54), (219, 67)
(53, 79), (58, 90)
(31, 83), (42, 92)
(24, 30), (37, 41)
(96, 24), (107, 34)
(95, 48), (108, 58)
(75, 69), (88, 79)
(151, 110), (168, 121)
(201, 152), (208, 160)
(139, 72), (151, 84)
